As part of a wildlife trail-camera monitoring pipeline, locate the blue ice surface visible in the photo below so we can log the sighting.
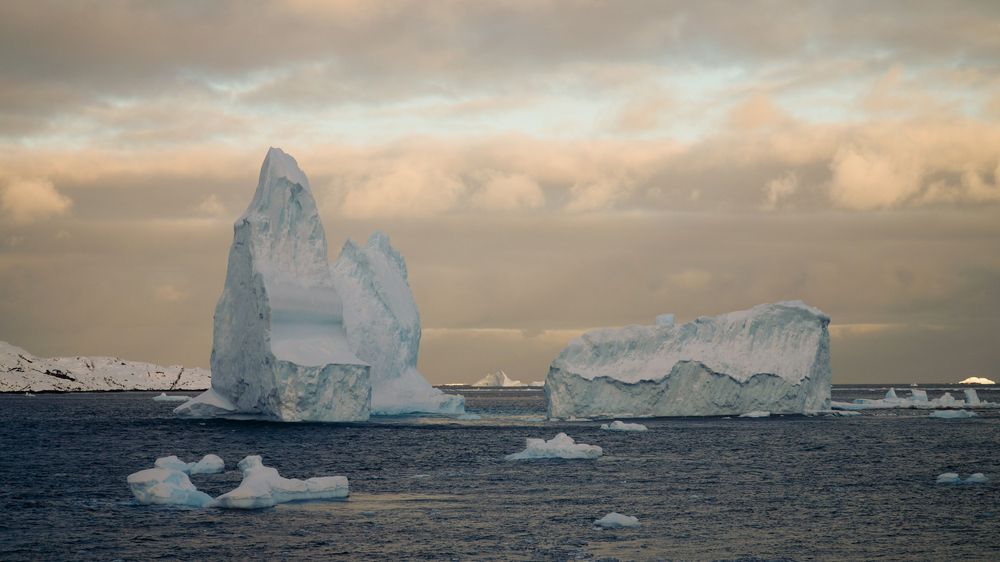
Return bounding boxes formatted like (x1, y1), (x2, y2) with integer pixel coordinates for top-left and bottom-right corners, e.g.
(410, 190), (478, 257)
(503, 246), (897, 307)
(0, 385), (998, 560)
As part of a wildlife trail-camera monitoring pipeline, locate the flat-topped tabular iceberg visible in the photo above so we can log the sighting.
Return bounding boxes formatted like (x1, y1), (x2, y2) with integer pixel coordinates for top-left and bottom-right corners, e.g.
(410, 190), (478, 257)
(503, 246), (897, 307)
(176, 148), (370, 422)
(545, 301), (831, 418)
(332, 233), (463, 415)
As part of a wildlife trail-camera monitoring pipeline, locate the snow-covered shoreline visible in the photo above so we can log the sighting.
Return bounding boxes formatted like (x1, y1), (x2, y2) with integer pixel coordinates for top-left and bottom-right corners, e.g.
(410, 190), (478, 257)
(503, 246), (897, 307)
(1, 341), (210, 393)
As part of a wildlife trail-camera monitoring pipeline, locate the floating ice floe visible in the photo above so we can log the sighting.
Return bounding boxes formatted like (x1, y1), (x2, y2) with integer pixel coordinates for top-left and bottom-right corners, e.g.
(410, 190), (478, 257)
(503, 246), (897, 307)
(126, 468), (214, 507)
(832, 387), (998, 411)
(152, 393), (192, 402)
(739, 411), (771, 418)
(936, 472), (988, 484)
(545, 301), (831, 418)
(212, 455), (349, 509)
(457, 413), (482, 420)
(929, 410), (978, 419)
(505, 433), (603, 461)
(154, 454), (226, 475)
(594, 512), (640, 529)
(127, 454), (349, 510)
(600, 420), (648, 432)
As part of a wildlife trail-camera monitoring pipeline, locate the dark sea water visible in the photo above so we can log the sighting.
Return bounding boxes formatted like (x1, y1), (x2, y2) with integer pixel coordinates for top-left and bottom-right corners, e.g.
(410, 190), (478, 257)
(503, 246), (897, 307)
(1, 385), (999, 561)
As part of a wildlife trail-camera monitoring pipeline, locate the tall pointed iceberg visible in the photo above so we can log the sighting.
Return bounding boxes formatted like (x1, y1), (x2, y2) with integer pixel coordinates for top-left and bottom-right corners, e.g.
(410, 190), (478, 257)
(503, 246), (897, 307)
(176, 148), (370, 421)
(332, 233), (464, 415)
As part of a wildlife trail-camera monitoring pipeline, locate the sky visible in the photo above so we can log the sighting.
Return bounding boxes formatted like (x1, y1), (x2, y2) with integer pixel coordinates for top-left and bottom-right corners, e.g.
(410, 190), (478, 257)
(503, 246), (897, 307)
(1, 1), (999, 384)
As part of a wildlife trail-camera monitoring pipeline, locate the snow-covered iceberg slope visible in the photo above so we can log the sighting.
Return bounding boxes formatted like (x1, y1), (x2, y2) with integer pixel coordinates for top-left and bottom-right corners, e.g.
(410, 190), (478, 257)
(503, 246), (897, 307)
(331, 232), (463, 415)
(545, 301), (831, 418)
(176, 148), (370, 422)
(0, 341), (210, 393)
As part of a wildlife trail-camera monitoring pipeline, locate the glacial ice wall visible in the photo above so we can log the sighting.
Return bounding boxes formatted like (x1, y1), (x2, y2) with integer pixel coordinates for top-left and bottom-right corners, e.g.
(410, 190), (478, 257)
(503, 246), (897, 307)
(176, 147), (370, 422)
(332, 232), (463, 415)
(545, 301), (831, 418)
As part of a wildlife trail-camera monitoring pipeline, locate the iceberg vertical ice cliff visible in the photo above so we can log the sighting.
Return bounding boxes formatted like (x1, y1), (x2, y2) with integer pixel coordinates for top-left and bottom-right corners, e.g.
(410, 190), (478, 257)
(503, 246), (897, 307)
(332, 233), (464, 415)
(176, 148), (370, 421)
(545, 301), (831, 418)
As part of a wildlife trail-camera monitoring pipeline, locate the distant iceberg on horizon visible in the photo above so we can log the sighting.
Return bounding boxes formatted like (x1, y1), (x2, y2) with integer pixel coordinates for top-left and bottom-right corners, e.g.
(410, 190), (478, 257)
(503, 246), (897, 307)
(544, 301), (832, 418)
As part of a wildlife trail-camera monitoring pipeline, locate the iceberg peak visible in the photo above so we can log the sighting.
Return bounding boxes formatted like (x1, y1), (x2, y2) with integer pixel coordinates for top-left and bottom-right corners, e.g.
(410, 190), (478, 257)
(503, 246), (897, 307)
(259, 146), (311, 192)
(175, 149), (370, 422)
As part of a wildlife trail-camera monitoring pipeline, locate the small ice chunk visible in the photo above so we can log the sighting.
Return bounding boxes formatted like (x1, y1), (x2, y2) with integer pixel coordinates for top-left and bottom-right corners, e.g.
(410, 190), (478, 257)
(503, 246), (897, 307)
(965, 473), (988, 484)
(505, 433), (603, 461)
(153, 393), (192, 402)
(884, 388), (898, 401)
(929, 410), (977, 419)
(600, 420), (649, 432)
(127, 468), (213, 507)
(155, 455), (191, 472)
(964, 389), (981, 406)
(211, 455), (349, 509)
(910, 389), (928, 402)
(154, 454), (226, 475)
(739, 411), (770, 418)
(594, 512), (640, 529)
(936, 392), (961, 406)
(190, 454), (225, 475)
(936, 472), (962, 484)
(457, 413), (482, 420)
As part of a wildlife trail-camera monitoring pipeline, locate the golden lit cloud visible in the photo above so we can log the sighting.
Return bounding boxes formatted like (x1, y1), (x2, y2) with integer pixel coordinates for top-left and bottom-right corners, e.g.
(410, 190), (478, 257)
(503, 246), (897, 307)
(1, 178), (72, 224)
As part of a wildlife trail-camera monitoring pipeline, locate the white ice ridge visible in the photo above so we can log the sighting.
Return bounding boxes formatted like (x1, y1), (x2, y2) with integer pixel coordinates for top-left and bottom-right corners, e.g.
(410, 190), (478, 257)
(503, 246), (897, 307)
(832, 387), (999, 411)
(331, 232), (464, 415)
(594, 512), (641, 529)
(600, 420), (648, 432)
(212, 455), (349, 509)
(0, 341), (210, 393)
(176, 148), (370, 422)
(739, 411), (771, 418)
(473, 370), (541, 387)
(155, 454), (226, 475)
(545, 301), (831, 418)
(505, 433), (603, 461)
